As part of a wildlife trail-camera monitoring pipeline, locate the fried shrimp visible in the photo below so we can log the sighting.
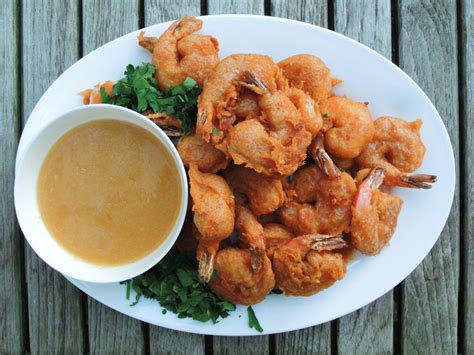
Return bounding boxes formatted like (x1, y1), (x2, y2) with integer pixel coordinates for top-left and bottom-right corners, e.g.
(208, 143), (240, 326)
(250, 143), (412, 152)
(319, 96), (375, 159)
(235, 205), (267, 272)
(189, 164), (234, 281)
(285, 87), (323, 138)
(196, 54), (287, 143)
(357, 116), (437, 189)
(177, 134), (229, 173)
(224, 165), (285, 216)
(278, 54), (338, 103)
(263, 223), (294, 259)
(226, 72), (312, 176)
(280, 165), (356, 235)
(189, 164), (234, 240)
(138, 17), (219, 90)
(272, 234), (347, 296)
(208, 246), (275, 305)
(351, 168), (404, 255)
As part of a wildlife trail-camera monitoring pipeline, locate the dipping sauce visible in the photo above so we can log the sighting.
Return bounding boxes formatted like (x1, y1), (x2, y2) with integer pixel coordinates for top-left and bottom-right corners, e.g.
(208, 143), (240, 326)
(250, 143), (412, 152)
(37, 119), (181, 266)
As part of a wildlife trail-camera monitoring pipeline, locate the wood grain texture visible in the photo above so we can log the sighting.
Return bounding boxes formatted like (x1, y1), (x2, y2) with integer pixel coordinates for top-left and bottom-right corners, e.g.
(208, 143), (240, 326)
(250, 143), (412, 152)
(270, 0), (328, 27)
(144, 0), (200, 26)
(462, 0), (473, 352)
(207, 3), (269, 352)
(83, 0), (140, 54)
(143, 1), (205, 353)
(269, 1), (330, 353)
(398, 0), (460, 353)
(22, 0), (85, 353)
(82, 1), (146, 352)
(0, 0), (23, 352)
(208, 0), (264, 14)
(88, 298), (145, 354)
(334, 1), (394, 353)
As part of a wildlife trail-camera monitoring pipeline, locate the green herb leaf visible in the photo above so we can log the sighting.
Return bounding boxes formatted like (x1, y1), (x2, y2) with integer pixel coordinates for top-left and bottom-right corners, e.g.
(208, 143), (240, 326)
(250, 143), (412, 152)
(123, 249), (236, 324)
(211, 127), (220, 136)
(247, 306), (263, 333)
(101, 63), (200, 135)
(322, 112), (329, 118)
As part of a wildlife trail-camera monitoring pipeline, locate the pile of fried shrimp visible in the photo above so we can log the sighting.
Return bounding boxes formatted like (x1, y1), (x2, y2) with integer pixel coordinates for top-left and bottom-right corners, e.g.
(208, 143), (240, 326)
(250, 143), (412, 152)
(84, 17), (437, 305)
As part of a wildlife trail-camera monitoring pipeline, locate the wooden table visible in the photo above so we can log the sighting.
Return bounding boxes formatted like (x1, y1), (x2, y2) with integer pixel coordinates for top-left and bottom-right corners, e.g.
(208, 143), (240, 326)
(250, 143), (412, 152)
(1, 0), (471, 353)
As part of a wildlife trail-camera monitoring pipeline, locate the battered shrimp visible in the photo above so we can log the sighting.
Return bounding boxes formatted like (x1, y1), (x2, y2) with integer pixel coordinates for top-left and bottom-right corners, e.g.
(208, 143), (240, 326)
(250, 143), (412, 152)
(227, 72), (312, 176)
(272, 234), (347, 296)
(197, 54), (287, 143)
(138, 17), (219, 90)
(224, 165), (285, 216)
(208, 247), (275, 305)
(285, 87), (323, 138)
(319, 96), (375, 159)
(263, 223), (294, 259)
(357, 116), (437, 189)
(280, 165), (356, 235)
(278, 54), (338, 103)
(351, 168), (404, 255)
(234, 205), (267, 272)
(177, 134), (229, 173)
(189, 164), (234, 243)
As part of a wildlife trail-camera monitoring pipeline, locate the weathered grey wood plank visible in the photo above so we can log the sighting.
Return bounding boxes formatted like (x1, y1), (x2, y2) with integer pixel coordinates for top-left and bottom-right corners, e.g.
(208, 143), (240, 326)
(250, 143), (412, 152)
(82, 1), (146, 352)
(462, 0), (473, 353)
(22, 0), (85, 353)
(143, 1), (205, 352)
(0, 0), (24, 352)
(398, 0), (460, 353)
(88, 299), (145, 354)
(208, 0), (264, 14)
(269, 1), (330, 353)
(270, 0), (327, 27)
(334, 1), (394, 353)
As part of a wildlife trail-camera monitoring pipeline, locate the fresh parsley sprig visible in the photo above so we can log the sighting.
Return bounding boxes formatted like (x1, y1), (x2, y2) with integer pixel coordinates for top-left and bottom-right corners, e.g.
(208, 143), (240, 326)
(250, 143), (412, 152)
(100, 63), (201, 135)
(122, 250), (236, 324)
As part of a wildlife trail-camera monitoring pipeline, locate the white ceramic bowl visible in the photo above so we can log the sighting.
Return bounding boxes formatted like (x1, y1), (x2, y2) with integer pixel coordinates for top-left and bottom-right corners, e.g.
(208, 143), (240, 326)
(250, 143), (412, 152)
(14, 104), (188, 283)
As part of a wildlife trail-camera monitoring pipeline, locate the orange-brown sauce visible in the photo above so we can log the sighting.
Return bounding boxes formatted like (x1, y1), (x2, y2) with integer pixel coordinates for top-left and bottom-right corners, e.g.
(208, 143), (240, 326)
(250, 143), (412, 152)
(37, 119), (181, 266)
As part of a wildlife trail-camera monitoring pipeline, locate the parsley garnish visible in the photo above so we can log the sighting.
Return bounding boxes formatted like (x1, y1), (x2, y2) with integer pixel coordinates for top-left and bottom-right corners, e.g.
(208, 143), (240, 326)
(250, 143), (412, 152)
(247, 306), (263, 333)
(101, 63), (201, 135)
(122, 250), (236, 324)
(322, 112), (329, 118)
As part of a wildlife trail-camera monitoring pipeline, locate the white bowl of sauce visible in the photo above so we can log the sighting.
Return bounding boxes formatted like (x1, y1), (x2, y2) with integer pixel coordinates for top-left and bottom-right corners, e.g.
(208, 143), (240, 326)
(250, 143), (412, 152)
(14, 104), (188, 283)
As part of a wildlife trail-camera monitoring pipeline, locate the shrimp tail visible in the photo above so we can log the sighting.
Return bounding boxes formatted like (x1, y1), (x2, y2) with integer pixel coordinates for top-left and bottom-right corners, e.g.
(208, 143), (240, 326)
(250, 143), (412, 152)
(399, 174), (437, 189)
(311, 133), (341, 178)
(198, 250), (215, 283)
(365, 167), (385, 189)
(238, 71), (268, 95)
(308, 235), (347, 251)
(249, 247), (264, 272)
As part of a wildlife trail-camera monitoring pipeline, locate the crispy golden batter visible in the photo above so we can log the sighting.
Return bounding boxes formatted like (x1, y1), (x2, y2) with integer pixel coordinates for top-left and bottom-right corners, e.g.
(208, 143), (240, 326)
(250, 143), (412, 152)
(189, 164), (234, 241)
(278, 54), (337, 103)
(209, 247), (275, 305)
(138, 17), (219, 90)
(197, 54), (287, 143)
(351, 168), (403, 255)
(263, 223), (294, 259)
(177, 134), (229, 173)
(225, 165), (285, 216)
(319, 96), (375, 159)
(272, 235), (346, 296)
(280, 165), (356, 235)
(357, 116), (436, 188)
